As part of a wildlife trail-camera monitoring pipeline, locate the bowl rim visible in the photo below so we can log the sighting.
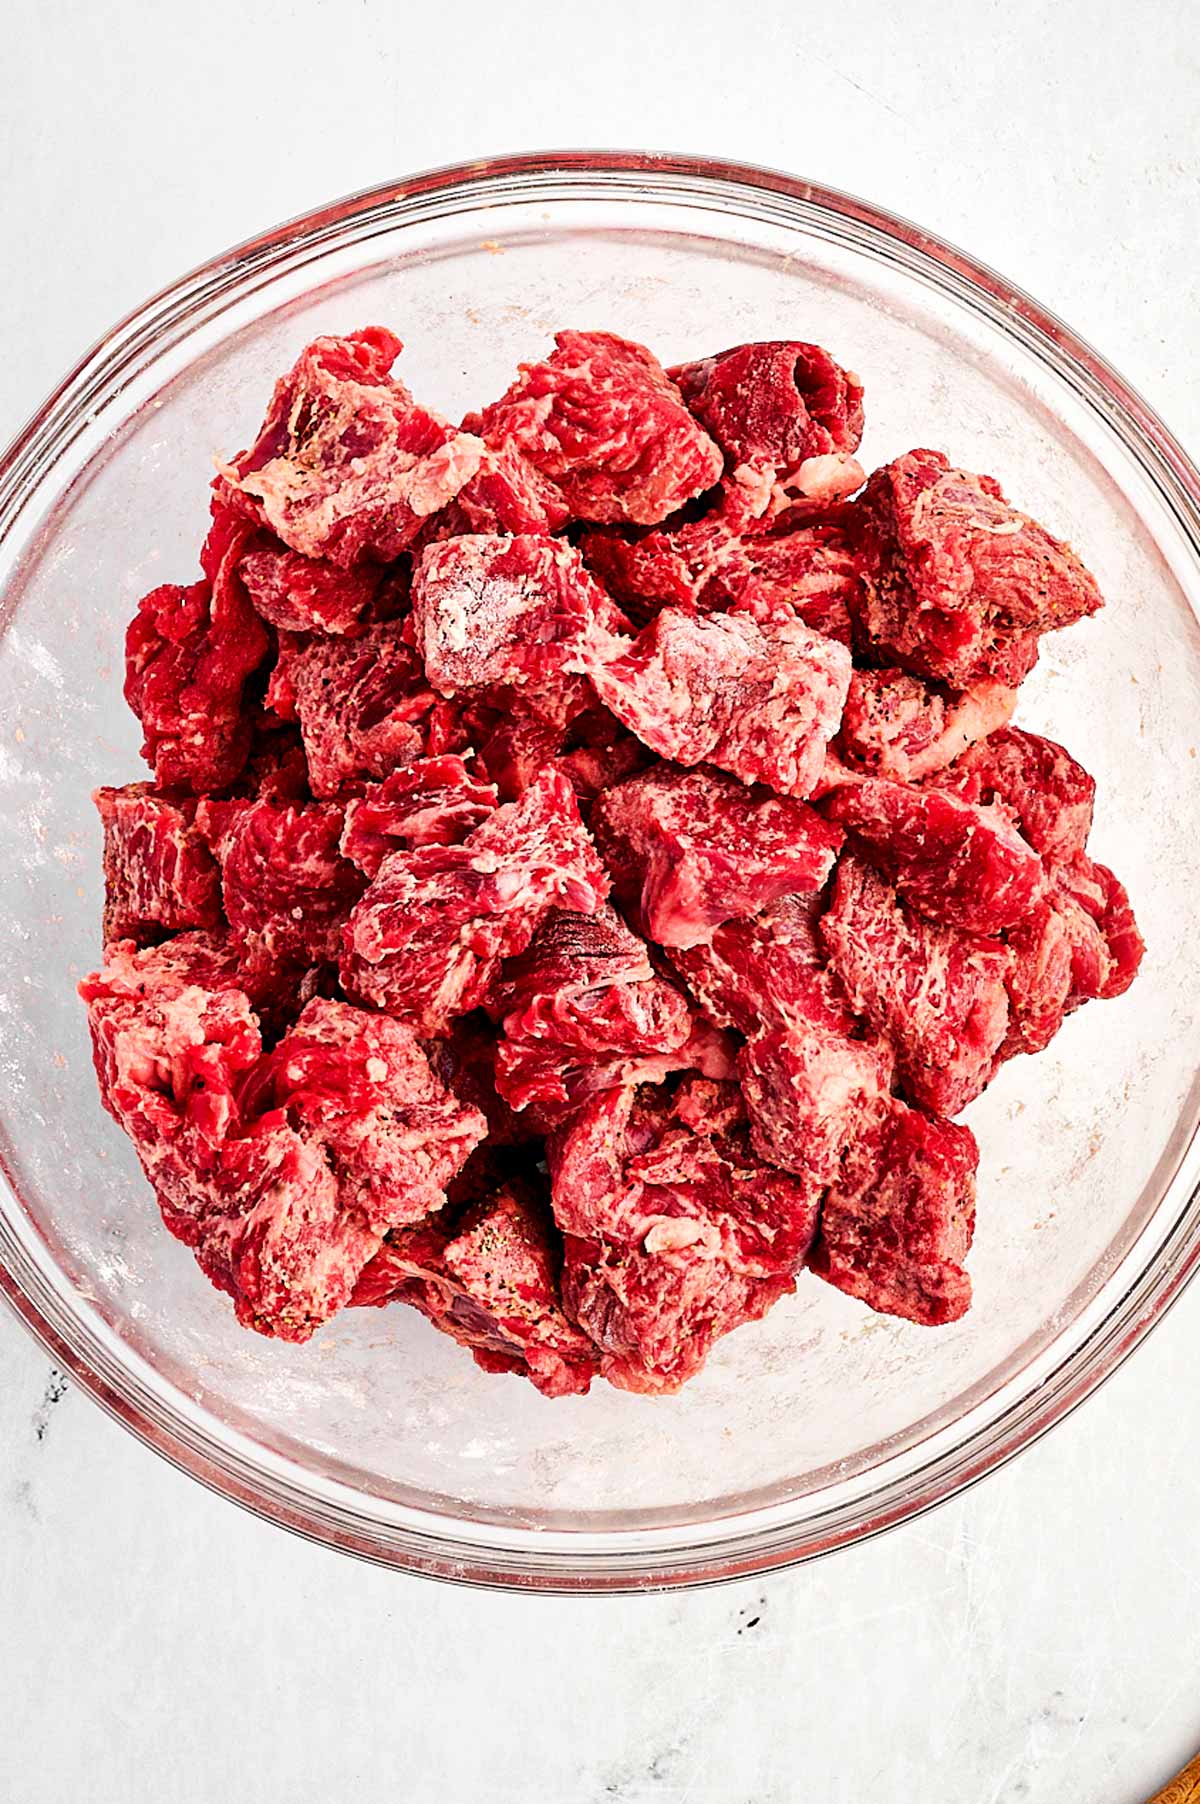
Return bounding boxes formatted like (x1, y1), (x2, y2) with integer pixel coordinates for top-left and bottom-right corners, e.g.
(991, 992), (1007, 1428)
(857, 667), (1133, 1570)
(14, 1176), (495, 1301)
(2, 148), (1199, 1593)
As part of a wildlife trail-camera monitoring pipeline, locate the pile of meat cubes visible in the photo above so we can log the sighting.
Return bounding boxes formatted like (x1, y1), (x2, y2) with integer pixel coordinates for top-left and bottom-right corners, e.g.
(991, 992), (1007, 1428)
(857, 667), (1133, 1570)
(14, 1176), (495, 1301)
(81, 324), (1143, 1397)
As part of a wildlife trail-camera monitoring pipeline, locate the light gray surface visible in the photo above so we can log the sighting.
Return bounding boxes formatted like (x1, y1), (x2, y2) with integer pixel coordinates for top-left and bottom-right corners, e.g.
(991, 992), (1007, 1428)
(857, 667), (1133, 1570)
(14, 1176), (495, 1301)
(1, 2), (1198, 1799)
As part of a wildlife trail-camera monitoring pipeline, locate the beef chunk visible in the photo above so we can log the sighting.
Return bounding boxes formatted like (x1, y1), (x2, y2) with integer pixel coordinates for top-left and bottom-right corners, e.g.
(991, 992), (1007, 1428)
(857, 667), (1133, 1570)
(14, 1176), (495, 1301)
(412, 532), (622, 698)
(423, 1013), (536, 1149)
(847, 449), (1103, 685)
(491, 905), (694, 1128)
(464, 330), (723, 526)
(218, 327), (483, 565)
(945, 726), (1096, 864)
(414, 441), (569, 542)
(820, 856), (1011, 1116)
(1053, 853), (1143, 1001)
(590, 764), (842, 947)
(352, 1180), (599, 1397)
(590, 608), (852, 797)
(666, 889), (855, 1038)
(238, 539), (384, 635)
(95, 784), (223, 945)
(811, 1099), (978, 1325)
(833, 669), (1017, 784)
(737, 1023), (894, 1187)
(550, 1079), (818, 1392)
(125, 508), (269, 793)
(339, 756), (499, 876)
(670, 340), (865, 520)
(341, 767), (609, 1032)
(278, 624), (437, 797)
(823, 778), (1044, 934)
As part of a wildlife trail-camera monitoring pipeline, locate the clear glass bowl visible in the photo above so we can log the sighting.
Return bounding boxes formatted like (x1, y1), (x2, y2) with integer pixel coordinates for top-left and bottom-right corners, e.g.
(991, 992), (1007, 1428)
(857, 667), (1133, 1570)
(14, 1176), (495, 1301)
(2, 152), (1199, 1592)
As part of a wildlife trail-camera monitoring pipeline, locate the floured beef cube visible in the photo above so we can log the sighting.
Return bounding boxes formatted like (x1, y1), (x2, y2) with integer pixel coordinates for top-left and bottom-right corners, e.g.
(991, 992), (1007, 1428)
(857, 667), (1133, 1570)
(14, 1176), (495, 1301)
(278, 624), (437, 796)
(217, 327), (483, 565)
(463, 330), (723, 526)
(339, 756), (498, 876)
(196, 796), (366, 998)
(412, 533), (624, 699)
(341, 767), (609, 1032)
(581, 517), (861, 641)
(667, 889), (853, 1037)
(590, 764), (842, 948)
(238, 539), (384, 635)
(474, 706), (651, 809)
(738, 1023), (894, 1188)
(414, 442), (569, 542)
(1052, 854), (1143, 1001)
(352, 1180), (599, 1397)
(491, 905), (694, 1128)
(241, 997), (487, 1231)
(473, 714), (565, 801)
(832, 669), (1017, 785)
(820, 856), (1010, 1116)
(95, 784), (223, 945)
(847, 449), (1103, 685)
(670, 340), (865, 521)
(590, 608), (852, 797)
(549, 1078), (818, 1392)
(125, 507), (269, 793)
(945, 726), (1096, 864)
(811, 1098), (979, 1326)
(823, 778), (1044, 934)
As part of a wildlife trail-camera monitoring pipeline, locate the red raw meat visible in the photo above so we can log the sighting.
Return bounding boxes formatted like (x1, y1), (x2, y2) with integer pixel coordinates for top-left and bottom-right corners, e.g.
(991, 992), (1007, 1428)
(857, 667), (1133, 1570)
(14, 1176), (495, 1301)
(339, 756), (499, 876)
(847, 449), (1103, 685)
(473, 706), (651, 809)
(414, 441), (569, 542)
(491, 905), (694, 1128)
(820, 856), (1011, 1116)
(590, 764), (842, 948)
(217, 328), (483, 565)
(737, 1023), (894, 1188)
(666, 889), (855, 1037)
(341, 767), (609, 1031)
(590, 607), (852, 797)
(352, 1180), (599, 1398)
(833, 669), (1016, 784)
(278, 623), (437, 796)
(412, 532), (623, 698)
(235, 713), (312, 803)
(945, 726), (1096, 864)
(1053, 853), (1143, 1000)
(464, 330), (723, 526)
(238, 539), (383, 634)
(95, 784), (222, 944)
(810, 1098), (979, 1325)
(423, 1013), (536, 1149)
(670, 340), (865, 521)
(242, 997), (487, 1231)
(125, 508), (269, 793)
(550, 1079), (819, 1392)
(823, 778), (1045, 934)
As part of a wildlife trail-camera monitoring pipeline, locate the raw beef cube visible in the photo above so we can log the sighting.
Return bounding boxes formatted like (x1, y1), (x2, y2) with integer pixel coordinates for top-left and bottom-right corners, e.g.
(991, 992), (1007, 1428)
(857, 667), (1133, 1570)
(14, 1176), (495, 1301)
(197, 796), (366, 986)
(463, 330), (723, 526)
(810, 1098), (979, 1326)
(412, 533), (622, 698)
(737, 1022), (894, 1187)
(589, 764), (842, 947)
(667, 889), (855, 1037)
(414, 441), (569, 542)
(589, 608), (852, 797)
(820, 856), (1011, 1116)
(352, 1181), (600, 1398)
(997, 854), (1140, 1058)
(125, 508), (269, 793)
(238, 539), (383, 634)
(241, 997), (487, 1231)
(670, 340), (865, 520)
(550, 1079), (819, 1392)
(823, 778), (1044, 934)
(279, 624), (437, 796)
(95, 784), (222, 944)
(341, 767), (609, 1032)
(492, 905), (694, 1127)
(217, 327), (483, 565)
(847, 449), (1103, 685)
(1053, 853), (1144, 1000)
(340, 757), (499, 876)
(946, 727), (1096, 864)
(834, 669), (1017, 784)
(473, 714), (566, 801)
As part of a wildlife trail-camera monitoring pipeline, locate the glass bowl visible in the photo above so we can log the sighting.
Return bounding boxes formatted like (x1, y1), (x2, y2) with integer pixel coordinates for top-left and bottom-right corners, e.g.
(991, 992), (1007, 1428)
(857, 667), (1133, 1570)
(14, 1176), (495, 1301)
(2, 152), (1199, 1594)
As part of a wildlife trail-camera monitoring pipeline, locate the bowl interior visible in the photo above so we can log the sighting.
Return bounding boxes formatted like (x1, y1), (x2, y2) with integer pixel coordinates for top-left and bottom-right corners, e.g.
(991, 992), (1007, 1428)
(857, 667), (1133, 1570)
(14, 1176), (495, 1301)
(2, 167), (1199, 1576)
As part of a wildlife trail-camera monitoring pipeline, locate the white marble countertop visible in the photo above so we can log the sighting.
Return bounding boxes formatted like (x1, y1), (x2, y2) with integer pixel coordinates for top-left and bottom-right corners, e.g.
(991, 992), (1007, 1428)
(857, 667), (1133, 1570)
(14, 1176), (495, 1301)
(3, 3), (1198, 1798)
